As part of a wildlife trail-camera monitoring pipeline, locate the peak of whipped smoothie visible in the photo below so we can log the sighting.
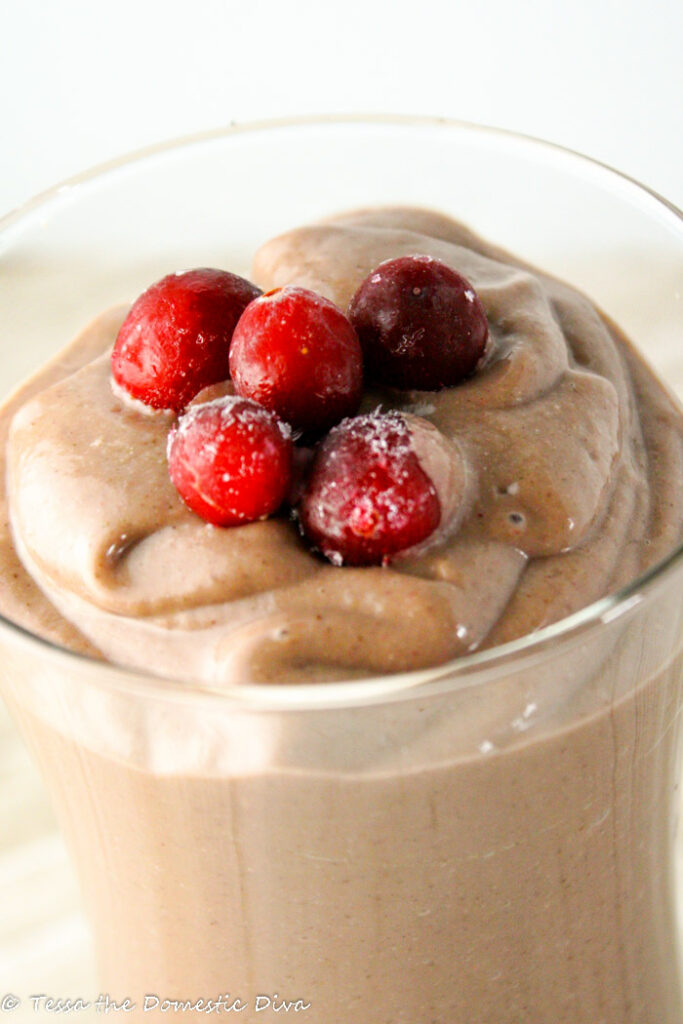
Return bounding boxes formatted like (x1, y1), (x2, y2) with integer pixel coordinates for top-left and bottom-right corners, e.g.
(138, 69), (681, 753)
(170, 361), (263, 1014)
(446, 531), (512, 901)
(2, 207), (682, 685)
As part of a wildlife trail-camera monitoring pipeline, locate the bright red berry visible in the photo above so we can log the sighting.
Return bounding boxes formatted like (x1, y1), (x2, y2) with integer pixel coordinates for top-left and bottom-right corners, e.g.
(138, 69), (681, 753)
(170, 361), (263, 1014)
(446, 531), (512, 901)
(297, 412), (442, 566)
(167, 396), (292, 527)
(348, 255), (488, 390)
(112, 269), (261, 412)
(229, 286), (363, 436)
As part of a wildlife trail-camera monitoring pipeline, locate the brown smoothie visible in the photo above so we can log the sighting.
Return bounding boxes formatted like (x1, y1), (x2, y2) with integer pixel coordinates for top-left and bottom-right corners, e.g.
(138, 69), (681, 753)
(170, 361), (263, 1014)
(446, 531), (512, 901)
(4, 596), (683, 1023)
(3, 208), (681, 683)
(1, 208), (682, 1022)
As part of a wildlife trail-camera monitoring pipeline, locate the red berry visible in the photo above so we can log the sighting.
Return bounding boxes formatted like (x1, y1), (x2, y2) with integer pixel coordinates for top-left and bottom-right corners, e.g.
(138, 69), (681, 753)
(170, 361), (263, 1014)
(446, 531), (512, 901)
(348, 255), (488, 390)
(167, 396), (292, 527)
(298, 412), (442, 566)
(229, 286), (363, 436)
(112, 269), (261, 412)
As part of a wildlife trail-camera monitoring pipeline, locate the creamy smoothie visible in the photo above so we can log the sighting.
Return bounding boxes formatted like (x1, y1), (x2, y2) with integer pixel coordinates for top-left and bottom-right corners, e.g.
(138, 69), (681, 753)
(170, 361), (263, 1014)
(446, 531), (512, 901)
(1, 208), (682, 1022)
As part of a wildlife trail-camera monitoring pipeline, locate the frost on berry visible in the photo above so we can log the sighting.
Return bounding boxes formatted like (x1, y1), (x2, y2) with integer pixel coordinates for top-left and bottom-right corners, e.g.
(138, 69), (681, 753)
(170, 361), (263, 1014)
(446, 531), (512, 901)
(297, 411), (443, 566)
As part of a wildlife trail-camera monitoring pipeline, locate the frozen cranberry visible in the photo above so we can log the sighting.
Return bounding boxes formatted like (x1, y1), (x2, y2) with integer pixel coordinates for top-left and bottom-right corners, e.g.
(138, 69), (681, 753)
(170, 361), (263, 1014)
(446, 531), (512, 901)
(167, 396), (292, 527)
(112, 269), (261, 412)
(229, 286), (363, 436)
(298, 412), (441, 566)
(348, 255), (488, 390)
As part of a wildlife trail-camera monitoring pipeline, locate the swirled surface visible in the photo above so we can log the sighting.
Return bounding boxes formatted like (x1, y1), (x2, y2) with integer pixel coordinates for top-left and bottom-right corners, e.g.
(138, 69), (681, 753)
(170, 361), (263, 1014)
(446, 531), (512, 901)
(2, 208), (682, 684)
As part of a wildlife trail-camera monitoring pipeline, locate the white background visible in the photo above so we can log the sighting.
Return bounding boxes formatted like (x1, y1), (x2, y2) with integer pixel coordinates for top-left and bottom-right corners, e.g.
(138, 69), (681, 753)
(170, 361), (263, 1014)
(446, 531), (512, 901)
(1, 0), (682, 218)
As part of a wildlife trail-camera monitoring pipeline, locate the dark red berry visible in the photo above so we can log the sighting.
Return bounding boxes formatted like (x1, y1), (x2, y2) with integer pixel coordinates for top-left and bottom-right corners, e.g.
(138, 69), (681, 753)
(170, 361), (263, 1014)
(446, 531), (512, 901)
(167, 396), (292, 527)
(298, 412), (442, 566)
(348, 255), (488, 390)
(229, 286), (363, 436)
(112, 269), (261, 412)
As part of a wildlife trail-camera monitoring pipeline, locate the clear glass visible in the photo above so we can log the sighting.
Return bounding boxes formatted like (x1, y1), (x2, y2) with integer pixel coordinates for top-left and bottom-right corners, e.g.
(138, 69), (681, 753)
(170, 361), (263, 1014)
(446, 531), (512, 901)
(0, 116), (682, 1023)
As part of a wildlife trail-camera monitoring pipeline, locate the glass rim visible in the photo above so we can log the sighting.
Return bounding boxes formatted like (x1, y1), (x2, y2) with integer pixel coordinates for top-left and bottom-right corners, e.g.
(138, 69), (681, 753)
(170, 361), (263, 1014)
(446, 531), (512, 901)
(1, 113), (681, 712)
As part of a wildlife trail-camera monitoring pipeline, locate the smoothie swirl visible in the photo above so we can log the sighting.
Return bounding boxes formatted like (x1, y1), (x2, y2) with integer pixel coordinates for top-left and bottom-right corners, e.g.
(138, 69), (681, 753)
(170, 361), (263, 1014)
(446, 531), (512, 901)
(3, 207), (682, 683)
